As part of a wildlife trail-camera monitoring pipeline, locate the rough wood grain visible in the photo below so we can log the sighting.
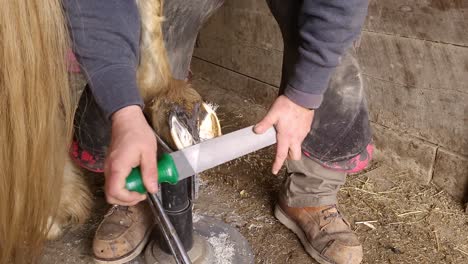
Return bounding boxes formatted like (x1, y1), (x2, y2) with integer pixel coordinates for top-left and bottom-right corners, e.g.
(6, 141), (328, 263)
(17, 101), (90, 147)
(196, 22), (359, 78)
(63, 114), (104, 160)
(365, 0), (468, 46)
(364, 76), (468, 156)
(198, 0), (283, 52)
(371, 123), (438, 183)
(191, 57), (278, 107)
(194, 35), (283, 86)
(433, 148), (468, 200)
(357, 32), (468, 92)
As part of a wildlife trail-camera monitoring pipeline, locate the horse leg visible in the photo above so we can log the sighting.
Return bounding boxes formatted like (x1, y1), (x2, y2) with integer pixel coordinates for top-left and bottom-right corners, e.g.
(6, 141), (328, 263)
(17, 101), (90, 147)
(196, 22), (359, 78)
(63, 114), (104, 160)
(162, 0), (224, 80)
(137, 0), (224, 147)
(47, 158), (93, 240)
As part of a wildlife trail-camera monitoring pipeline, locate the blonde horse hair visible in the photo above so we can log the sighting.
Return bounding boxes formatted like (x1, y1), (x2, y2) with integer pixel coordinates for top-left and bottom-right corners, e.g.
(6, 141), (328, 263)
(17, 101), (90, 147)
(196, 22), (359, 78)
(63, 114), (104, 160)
(136, 0), (205, 149)
(0, 0), (207, 262)
(137, 0), (172, 101)
(0, 0), (74, 263)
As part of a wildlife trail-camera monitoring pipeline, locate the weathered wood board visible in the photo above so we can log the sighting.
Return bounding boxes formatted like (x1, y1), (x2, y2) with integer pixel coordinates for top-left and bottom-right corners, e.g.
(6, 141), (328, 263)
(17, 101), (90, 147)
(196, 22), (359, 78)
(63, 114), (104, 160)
(200, 0), (283, 52)
(364, 76), (468, 156)
(365, 0), (468, 46)
(357, 32), (468, 92)
(371, 123), (438, 183)
(194, 36), (283, 86)
(433, 148), (468, 200)
(191, 58), (278, 107)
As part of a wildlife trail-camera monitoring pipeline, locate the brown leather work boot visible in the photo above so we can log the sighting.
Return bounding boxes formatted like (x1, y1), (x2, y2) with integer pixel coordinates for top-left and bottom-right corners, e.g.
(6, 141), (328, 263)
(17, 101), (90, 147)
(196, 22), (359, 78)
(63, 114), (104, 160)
(275, 200), (363, 264)
(93, 203), (154, 264)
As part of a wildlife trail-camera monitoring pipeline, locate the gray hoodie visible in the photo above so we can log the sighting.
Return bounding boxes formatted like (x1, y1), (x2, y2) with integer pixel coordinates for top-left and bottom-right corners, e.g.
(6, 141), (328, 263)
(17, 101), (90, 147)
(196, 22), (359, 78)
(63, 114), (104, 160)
(63, 0), (368, 118)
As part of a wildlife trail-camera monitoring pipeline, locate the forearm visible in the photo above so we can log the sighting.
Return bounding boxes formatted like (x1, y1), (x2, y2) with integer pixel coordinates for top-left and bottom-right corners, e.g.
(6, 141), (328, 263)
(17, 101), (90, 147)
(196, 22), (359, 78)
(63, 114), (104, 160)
(63, 0), (143, 118)
(285, 0), (368, 109)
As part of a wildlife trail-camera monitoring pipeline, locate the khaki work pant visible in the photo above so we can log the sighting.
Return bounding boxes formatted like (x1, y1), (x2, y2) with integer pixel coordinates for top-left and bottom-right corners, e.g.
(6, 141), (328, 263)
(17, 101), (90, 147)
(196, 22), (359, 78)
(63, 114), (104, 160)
(281, 156), (346, 207)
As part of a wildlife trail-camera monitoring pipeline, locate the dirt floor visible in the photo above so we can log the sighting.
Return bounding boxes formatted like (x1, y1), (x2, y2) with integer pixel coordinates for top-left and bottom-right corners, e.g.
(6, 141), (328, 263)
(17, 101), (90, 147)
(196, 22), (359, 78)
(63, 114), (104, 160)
(42, 76), (468, 263)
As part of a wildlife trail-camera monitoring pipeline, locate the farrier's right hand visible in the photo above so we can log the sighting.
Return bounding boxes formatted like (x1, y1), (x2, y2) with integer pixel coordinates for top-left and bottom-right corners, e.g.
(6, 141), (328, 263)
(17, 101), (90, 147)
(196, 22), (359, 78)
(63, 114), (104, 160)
(104, 105), (158, 206)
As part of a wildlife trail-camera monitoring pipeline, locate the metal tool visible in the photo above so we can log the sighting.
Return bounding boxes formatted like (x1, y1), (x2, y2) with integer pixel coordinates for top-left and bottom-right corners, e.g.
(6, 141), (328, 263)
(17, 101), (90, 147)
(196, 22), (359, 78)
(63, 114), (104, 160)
(147, 193), (192, 264)
(155, 130), (199, 200)
(149, 132), (192, 264)
(126, 126), (277, 192)
(128, 126), (276, 264)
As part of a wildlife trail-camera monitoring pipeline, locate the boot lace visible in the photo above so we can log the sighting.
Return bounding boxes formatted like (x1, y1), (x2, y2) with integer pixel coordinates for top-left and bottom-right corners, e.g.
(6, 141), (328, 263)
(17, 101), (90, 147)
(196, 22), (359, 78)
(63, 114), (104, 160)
(321, 205), (342, 221)
(104, 205), (132, 217)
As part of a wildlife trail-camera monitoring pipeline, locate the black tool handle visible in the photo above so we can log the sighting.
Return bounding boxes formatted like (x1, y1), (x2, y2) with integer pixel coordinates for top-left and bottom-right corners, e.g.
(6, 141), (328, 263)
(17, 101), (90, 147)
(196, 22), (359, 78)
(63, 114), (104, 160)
(147, 193), (192, 264)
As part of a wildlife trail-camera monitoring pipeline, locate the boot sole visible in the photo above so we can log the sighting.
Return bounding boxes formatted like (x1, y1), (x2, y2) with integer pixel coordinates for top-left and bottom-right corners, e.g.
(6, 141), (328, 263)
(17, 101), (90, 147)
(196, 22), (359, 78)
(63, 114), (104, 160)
(274, 204), (333, 264)
(93, 229), (151, 264)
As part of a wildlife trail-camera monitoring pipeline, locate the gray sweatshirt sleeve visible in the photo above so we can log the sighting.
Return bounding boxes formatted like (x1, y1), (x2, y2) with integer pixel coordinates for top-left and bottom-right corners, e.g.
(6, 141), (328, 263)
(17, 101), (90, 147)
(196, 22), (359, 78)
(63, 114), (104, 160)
(63, 0), (142, 119)
(284, 0), (368, 109)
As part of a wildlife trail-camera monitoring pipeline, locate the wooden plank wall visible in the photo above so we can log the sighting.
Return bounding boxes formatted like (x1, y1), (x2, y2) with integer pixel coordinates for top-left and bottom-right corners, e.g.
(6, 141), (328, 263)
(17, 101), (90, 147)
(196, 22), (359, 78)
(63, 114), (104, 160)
(193, 0), (468, 200)
(358, 0), (468, 199)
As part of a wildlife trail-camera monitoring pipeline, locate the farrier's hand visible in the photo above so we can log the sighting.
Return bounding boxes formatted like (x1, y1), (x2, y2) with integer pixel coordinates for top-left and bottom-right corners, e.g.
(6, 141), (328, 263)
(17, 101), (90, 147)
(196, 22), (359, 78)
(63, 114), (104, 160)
(254, 95), (314, 174)
(104, 105), (158, 206)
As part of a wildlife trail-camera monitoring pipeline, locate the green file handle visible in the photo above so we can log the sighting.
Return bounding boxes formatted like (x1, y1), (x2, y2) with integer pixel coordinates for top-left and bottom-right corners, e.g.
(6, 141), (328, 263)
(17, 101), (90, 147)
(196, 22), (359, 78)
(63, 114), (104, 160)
(125, 153), (179, 194)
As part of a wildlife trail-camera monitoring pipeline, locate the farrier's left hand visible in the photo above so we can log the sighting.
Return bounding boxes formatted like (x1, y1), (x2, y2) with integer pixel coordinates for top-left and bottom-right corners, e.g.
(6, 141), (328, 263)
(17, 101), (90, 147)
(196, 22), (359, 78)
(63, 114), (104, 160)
(254, 95), (314, 174)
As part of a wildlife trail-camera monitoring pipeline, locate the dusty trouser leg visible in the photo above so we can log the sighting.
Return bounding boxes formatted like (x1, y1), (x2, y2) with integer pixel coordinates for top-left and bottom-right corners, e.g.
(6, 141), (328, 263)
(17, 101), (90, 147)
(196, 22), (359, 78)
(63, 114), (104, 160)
(267, 2), (369, 263)
(283, 155), (346, 207)
(282, 52), (372, 207)
(267, 0), (371, 207)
